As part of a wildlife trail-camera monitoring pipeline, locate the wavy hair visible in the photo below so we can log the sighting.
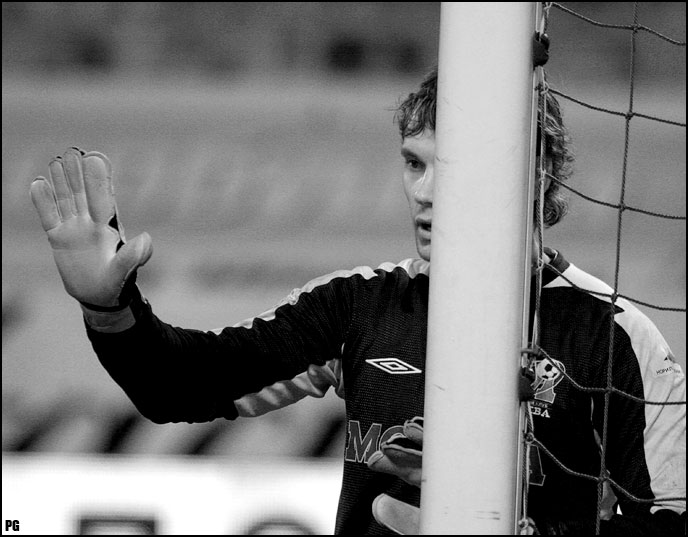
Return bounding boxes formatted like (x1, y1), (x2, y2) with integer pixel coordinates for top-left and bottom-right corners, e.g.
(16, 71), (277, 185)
(395, 67), (573, 227)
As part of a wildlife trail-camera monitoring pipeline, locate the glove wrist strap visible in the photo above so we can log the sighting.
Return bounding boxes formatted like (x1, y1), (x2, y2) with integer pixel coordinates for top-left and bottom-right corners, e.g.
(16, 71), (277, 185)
(81, 276), (143, 333)
(78, 270), (139, 312)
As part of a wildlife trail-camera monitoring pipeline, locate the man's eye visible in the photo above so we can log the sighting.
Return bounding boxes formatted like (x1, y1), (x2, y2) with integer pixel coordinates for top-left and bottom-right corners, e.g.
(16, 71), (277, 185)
(405, 158), (423, 171)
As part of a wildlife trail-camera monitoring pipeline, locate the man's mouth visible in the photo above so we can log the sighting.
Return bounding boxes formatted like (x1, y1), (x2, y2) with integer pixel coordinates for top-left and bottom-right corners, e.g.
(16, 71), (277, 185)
(416, 219), (432, 239)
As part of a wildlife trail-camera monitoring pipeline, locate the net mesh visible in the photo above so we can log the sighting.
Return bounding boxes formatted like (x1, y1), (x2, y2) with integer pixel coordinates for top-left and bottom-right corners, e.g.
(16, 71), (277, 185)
(520, 2), (686, 534)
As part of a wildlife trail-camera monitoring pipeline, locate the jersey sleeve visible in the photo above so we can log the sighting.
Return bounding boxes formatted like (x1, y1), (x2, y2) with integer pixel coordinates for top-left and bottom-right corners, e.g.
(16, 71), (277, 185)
(84, 270), (357, 424)
(592, 299), (686, 528)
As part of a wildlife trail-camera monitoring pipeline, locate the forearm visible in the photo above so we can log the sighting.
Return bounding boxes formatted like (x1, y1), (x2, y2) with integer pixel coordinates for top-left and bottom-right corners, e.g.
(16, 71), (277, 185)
(84, 287), (239, 424)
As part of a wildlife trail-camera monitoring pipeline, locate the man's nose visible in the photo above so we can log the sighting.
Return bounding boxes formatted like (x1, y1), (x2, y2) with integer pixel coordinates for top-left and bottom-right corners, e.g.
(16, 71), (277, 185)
(414, 167), (434, 205)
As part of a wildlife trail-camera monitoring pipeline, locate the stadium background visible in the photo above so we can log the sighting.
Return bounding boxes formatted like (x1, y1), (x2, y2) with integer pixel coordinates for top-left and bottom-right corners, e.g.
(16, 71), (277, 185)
(2, 2), (685, 534)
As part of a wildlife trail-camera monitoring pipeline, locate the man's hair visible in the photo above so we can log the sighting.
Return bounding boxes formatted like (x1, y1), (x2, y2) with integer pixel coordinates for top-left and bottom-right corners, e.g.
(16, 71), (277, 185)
(395, 67), (573, 227)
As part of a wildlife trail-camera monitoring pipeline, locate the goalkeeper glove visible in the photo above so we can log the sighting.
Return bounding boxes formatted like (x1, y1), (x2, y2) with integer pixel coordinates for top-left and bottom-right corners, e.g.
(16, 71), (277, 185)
(30, 147), (152, 309)
(367, 416), (424, 534)
(366, 419), (537, 535)
(368, 416), (424, 486)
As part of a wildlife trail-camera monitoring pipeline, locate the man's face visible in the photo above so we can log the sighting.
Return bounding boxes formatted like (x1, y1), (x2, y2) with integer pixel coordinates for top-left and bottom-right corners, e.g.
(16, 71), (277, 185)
(401, 129), (435, 261)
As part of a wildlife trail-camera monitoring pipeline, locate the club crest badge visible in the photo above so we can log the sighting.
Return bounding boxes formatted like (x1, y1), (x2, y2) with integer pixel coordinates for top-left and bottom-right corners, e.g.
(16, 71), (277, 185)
(531, 357), (566, 404)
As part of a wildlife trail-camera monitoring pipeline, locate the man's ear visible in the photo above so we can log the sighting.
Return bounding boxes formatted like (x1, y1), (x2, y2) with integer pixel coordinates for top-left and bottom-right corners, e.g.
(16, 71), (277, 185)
(541, 157), (554, 193)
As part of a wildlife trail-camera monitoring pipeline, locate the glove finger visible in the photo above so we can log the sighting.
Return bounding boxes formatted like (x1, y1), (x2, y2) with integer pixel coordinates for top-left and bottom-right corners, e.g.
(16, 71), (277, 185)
(82, 151), (117, 227)
(368, 449), (422, 487)
(403, 416), (424, 445)
(383, 432), (422, 455)
(30, 178), (61, 231)
(372, 493), (419, 535)
(62, 147), (89, 216)
(329, 358), (345, 398)
(381, 439), (422, 468)
(368, 450), (402, 476)
(112, 232), (153, 283)
(306, 363), (338, 394)
(48, 156), (76, 219)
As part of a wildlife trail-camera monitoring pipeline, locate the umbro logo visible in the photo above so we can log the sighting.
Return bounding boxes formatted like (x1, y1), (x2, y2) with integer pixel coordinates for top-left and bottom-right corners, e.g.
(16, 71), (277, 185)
(366, 358), (422, 375)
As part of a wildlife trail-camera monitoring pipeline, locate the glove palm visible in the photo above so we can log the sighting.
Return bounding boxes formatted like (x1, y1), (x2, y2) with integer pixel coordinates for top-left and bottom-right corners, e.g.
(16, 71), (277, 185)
(30, 148), (152, 308)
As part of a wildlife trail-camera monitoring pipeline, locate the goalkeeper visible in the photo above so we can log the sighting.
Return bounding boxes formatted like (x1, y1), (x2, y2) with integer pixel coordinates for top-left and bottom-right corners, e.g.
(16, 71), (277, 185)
(31, 68), (685, 535)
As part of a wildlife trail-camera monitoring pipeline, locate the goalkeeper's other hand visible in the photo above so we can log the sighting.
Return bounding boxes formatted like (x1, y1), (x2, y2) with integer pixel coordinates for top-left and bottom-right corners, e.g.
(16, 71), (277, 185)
(368, 416), (423, 486)
(30, 148), (152, 309)
(366, 419), (533, 535)
(367, 416), (423, 534)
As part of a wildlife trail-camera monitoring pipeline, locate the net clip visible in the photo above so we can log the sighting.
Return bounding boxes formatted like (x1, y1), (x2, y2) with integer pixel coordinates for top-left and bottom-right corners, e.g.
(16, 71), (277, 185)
(533, 32), (550, 67)
(519, 367), (536, 401)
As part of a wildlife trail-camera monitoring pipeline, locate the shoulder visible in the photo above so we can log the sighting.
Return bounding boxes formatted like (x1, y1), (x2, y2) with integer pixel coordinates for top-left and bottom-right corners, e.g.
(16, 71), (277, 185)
(374, 258), (430, 280)
(268, 258), (429, 309)
(227, 259), (429, 331)
(289, 258), (429, 298)
(543, 250), (678, 375)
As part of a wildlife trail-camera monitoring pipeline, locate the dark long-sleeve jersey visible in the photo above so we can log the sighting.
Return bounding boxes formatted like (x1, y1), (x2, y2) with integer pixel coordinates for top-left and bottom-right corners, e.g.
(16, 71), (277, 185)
(84, 250), (685, 535)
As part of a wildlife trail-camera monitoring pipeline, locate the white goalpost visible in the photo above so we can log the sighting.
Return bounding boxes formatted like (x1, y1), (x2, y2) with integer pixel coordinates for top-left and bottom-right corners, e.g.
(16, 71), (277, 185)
(420, 3), (541, 534)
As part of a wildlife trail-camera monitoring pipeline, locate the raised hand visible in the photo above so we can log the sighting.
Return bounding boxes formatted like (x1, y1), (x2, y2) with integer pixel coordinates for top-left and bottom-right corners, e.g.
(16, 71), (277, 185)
(30, 148), (152, 308)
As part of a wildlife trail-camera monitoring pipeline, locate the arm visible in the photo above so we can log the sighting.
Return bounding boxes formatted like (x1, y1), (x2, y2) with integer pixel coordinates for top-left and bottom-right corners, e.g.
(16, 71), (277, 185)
(31, 148), (348, 424)
(84, 284), (348, 424)
(589, 303), (686, 534)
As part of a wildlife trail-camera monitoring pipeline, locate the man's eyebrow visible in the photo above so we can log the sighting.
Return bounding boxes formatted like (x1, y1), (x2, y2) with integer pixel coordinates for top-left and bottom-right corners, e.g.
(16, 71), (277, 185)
(400, 147), (420, 160)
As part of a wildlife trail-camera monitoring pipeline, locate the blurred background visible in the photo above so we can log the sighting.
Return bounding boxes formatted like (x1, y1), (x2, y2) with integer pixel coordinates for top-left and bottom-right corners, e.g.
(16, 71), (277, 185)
(2, 2), (685, 534)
